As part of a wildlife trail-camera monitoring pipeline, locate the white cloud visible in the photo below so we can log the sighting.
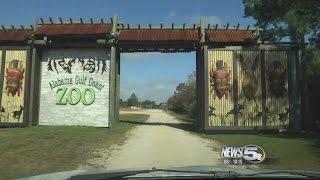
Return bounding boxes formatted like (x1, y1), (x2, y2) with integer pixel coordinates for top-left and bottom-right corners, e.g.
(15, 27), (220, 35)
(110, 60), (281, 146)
(186, 15), (221, 25)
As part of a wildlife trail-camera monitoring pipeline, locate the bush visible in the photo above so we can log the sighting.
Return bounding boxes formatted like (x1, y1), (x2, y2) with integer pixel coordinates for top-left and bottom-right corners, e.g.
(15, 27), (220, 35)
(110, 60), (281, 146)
(167, 71), (196, 118)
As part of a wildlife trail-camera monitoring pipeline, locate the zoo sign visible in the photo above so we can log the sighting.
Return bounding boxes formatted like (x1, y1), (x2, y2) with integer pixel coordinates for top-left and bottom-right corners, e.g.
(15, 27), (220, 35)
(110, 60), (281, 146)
(56, 87), (95, 105)
(48, 75), (105, 106)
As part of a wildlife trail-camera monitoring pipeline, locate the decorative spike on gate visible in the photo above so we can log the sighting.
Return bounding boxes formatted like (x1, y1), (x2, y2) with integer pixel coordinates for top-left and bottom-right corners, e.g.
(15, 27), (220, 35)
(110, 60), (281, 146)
(100, 18), (104, 24)
(59, 17), (64, 24)
(49, 17), (53, 24)
(69, 18), (73, 24)
(160, 23), (163, 29)
(40, 18), (44, 25)
(90, 18), (93, 24)
(120, 23), (125, 29)
(80, 18), (83, 24)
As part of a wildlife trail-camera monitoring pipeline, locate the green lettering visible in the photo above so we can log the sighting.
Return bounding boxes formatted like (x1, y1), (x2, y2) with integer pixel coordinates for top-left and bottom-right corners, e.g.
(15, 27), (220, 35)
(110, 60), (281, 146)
(67, 88), (81, 105)
(82, 88), (95, 106)
(56, 87), (68, 105)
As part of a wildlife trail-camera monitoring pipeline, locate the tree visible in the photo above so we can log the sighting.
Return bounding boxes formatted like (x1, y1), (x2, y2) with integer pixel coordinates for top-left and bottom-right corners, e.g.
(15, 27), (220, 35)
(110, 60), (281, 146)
(243, 0), (320, 130)
(167, 71), (197, 117)
(127, 93), (139, 107)
(141, 99), (153, 108)
(243, 0), (320, 45)
(119, 99), (127, 108)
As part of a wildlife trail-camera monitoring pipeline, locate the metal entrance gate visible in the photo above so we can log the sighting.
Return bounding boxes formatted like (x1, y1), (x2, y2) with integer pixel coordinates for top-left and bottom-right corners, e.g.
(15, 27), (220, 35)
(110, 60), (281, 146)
(204, 49), (299, 131)
(0, 47), (30, 126)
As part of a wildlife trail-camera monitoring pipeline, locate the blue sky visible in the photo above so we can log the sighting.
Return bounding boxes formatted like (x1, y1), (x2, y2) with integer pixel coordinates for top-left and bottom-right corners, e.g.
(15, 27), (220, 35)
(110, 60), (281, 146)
(0, 0), (256, 103)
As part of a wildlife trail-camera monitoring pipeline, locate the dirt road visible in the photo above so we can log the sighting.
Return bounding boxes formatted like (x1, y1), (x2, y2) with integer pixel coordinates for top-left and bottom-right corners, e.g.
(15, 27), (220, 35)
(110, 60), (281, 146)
(87, 109), (222, 170)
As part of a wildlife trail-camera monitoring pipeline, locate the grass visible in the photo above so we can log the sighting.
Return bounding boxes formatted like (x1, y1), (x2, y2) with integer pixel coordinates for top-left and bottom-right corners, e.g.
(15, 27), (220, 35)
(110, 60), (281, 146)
(199, 133), (320, 171)
(0, 113), (149, 180)
(119, 113), (150, 123)
(167, 111), (320, 171)
(167, 111), (195, 124)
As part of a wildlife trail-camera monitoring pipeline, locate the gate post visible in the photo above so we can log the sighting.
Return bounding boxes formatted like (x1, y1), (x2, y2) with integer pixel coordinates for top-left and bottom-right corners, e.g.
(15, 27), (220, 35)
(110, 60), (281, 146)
(109, 15), (119, 128)
(204, 46), (209, 132)
(196, 18), (208, 132)
(24, 45), (33, 126)
(288, 50), (300, 132)
(196, 46), (209, 132)
(196, 46), (207, 132)
(115, 48), (120, 126)
(196, 48), (202, 131)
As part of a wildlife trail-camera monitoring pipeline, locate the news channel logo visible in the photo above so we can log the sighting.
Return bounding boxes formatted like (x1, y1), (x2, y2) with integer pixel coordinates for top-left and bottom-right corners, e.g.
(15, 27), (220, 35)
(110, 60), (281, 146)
(220, 144), (265, 165)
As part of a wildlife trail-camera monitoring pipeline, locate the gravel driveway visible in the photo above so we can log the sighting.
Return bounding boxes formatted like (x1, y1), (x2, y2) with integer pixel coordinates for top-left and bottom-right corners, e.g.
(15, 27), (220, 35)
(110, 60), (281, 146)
(86, 109), (222, 170)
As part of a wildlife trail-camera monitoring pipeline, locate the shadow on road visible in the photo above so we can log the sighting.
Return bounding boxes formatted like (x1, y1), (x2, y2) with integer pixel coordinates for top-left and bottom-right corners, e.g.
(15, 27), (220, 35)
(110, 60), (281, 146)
(120, 120), (198, 133)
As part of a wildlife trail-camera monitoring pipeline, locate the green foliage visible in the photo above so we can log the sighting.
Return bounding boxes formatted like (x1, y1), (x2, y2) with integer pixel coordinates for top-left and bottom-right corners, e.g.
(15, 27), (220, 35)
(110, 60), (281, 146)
(120, 95), (159, 109)
(304, 48), (320, 76)
(243, 0), (320, 44)
(243, 0), (320, 88)
(141, 100), (157, 109)
(167, 71), (197, 117)
(126, 93), (139, 107)
(119, 98), (126, 108)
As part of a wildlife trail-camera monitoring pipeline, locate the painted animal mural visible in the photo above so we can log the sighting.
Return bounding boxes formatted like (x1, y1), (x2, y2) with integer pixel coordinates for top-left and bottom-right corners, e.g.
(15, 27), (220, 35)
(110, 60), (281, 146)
(209, 60), (231, 99)
(5, 59), (25, 97)
(47, 58), (107, 74)
(267, 60), (287, 98)
(12, 106), (24, 121)
(237, 53), (263, 119)
(0, 58), (25, 123)
(208, 50), (291, 127)
(239, 53), (259, 106)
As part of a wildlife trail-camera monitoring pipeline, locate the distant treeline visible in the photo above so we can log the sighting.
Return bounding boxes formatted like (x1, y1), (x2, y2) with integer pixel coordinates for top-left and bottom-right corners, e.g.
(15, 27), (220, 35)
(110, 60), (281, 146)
(120, 93), (164, 109)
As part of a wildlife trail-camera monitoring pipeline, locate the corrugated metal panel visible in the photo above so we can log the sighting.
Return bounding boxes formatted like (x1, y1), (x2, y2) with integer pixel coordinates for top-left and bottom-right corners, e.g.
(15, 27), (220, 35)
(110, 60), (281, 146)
(34, 24), (112, 36)
(0, 30), (32, 41)
(265, 51), (289, 126)
(237, 50), (263, 126)
(206, 29), (254, 43)
(118, 29), (198, 41)
(208, 50), (234, 127)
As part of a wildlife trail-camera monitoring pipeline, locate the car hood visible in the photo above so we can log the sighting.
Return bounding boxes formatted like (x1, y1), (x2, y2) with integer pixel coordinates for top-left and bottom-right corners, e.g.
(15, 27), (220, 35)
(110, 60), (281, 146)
(19, 165), (320, 179)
